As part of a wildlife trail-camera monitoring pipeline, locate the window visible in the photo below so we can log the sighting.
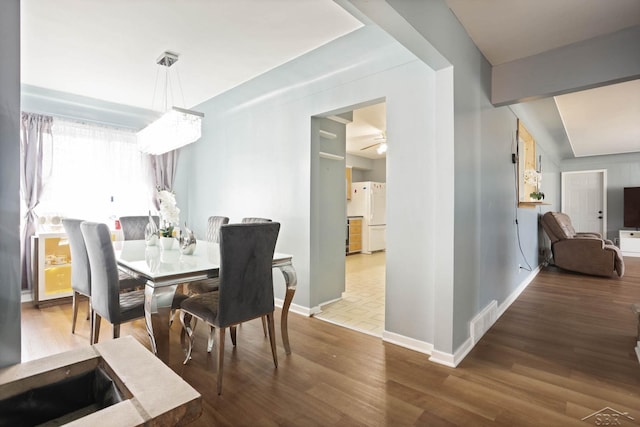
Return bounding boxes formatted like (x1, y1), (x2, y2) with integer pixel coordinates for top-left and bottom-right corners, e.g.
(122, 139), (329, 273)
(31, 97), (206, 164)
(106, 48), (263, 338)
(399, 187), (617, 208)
(36, 119), (153, 226)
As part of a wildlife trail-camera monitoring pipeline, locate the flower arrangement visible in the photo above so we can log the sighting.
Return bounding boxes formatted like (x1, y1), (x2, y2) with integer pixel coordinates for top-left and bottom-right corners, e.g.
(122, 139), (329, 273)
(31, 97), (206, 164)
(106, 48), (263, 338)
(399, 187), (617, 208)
(529, 191), (545, 200)
(523, 169), (544, 201)
(157, 188), (180, 237)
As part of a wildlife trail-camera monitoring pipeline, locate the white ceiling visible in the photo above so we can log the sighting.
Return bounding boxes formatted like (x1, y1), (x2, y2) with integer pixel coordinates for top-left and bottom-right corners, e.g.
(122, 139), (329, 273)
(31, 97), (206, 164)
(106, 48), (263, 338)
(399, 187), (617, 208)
(346, 103), (387, 160)
(20, 0), (362, 110)
(447, 0), (640, 158)
(20, 0), (640, 159)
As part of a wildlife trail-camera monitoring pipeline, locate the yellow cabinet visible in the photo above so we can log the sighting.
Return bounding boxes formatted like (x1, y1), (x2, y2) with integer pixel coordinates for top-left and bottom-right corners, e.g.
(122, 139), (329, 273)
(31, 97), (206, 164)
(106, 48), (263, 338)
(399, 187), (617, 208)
(347, 217), (362, 254)
(32, 232), (73, 306)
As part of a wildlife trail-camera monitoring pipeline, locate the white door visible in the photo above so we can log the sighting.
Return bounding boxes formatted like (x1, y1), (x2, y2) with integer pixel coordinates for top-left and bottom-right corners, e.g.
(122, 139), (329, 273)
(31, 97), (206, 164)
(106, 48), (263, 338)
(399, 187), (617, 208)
(561, 170), (606, 236)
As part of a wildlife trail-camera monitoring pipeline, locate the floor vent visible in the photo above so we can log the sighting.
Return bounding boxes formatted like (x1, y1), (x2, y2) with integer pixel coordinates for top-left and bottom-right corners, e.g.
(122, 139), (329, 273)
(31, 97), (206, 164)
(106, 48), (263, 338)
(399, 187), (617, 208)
(470, 300), (498, 344)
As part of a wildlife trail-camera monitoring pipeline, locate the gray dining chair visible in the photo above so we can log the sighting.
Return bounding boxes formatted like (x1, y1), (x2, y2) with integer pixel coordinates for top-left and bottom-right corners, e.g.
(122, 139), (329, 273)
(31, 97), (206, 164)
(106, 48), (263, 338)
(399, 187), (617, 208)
(241, 217), (272, 336)
(187, 216), (230, 296)
(179, 222), (280, 394)
(80, 221), (188, 343)
(241, 217), (272, 224)
(119, 215), (159, 240)
(63, 218), (145, 343)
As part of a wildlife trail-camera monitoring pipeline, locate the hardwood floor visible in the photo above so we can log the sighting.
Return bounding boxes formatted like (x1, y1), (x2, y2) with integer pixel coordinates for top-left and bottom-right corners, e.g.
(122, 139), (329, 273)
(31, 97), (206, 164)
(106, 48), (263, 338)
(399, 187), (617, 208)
(20, 259), (640, 426)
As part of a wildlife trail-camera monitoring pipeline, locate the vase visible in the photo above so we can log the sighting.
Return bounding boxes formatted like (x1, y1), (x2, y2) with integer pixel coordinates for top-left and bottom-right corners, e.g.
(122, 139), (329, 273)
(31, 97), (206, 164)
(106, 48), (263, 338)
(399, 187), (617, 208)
(145, 210), (159, 246)
(178, 222), (197, 255)
(160, 236), (175, 250)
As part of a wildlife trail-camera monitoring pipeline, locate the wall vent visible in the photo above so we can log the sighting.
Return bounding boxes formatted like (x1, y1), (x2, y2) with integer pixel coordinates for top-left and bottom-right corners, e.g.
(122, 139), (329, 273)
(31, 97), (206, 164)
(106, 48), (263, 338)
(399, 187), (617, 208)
(470, 300), (498, 344)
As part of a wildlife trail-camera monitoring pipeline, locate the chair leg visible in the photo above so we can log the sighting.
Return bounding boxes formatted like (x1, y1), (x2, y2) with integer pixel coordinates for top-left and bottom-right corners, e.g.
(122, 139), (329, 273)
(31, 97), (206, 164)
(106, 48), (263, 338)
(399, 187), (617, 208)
(207, 326), (215, 352)
(113, 323), (120, 339)
(261, 315), (267, 337)
(266, 312), (278, 368)
(217, 327), (225, 395)
(71, 292), (79, 334)
(92, 313), (102, 344)
(180, 311), (195, 365)
(230, 325), (237, 346)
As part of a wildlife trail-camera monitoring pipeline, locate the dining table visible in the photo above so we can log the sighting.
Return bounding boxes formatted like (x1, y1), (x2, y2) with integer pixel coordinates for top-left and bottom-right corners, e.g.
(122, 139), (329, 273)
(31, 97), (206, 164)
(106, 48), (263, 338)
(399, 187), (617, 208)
(113, 239), (297, 364)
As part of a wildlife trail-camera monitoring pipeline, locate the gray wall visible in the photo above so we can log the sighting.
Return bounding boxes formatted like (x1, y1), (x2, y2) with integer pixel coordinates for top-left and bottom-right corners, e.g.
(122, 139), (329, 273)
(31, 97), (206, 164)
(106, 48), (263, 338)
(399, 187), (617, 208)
(386, 0), (560, 351)
(347, 154), (386, 183)
(176, 25), (446, 345)
(311, 117), (347, 305)
(0, 0), (22, 368)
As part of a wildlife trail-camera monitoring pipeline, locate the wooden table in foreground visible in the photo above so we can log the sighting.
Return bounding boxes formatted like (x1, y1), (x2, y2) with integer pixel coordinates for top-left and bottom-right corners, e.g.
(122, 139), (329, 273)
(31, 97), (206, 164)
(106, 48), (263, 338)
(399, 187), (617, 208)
(114, 240), (296, 363)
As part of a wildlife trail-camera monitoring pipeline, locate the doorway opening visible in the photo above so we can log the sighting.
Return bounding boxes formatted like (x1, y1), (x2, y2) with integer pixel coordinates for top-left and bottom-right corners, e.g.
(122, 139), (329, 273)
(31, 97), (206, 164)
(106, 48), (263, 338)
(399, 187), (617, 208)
(312, 101), (387, 337)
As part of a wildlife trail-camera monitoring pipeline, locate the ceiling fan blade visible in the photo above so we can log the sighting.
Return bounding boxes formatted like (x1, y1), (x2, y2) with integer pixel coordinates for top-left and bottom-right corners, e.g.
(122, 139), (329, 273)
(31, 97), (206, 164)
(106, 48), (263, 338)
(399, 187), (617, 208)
(360, 142), (381, 150)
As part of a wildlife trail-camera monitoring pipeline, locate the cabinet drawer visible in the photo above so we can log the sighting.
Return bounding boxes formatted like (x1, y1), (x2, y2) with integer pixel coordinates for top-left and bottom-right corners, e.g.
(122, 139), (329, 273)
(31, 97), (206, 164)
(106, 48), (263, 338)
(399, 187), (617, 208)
(349, 241), (362, 252)
(349, 222), (362, 234)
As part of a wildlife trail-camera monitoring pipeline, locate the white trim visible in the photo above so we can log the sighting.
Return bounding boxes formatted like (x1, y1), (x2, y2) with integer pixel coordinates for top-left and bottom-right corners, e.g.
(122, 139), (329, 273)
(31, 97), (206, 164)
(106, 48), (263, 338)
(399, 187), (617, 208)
(429, 349), (457, 367)
(319, 151), (344, 161)
(498, 266), (540, 318)
(432, 266), (541, 368)
(382, 330), (433, 355)
(21, 292), (33, 303)
(274, 298), (319, 317)
(318, 129), (337, 139)
(635, 341), (640, 364)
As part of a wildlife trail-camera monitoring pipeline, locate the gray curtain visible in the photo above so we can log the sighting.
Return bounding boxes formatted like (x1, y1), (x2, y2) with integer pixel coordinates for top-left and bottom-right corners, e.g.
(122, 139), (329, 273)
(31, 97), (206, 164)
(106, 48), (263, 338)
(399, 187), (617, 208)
(20, 112), (53, 290)
(148, 149), (179, 209)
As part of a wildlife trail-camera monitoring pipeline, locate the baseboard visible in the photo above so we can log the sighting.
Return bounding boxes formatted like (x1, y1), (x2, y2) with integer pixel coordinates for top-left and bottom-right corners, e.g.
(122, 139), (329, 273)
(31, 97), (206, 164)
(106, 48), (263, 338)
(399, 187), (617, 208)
(382, 330), (433, 355)
(497, 266), (540, 318)
(281, 266), (541, 369)
(434, 266), (541, 368)
(21, 292), (33, 303)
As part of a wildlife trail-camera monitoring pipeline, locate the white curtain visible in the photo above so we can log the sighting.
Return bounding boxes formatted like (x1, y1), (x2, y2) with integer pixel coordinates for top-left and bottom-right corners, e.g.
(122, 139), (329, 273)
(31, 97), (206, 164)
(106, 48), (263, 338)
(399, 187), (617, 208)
(37, 119), (154, 224)
(20, 112), (53, 290)
(148, 149), (180, 210)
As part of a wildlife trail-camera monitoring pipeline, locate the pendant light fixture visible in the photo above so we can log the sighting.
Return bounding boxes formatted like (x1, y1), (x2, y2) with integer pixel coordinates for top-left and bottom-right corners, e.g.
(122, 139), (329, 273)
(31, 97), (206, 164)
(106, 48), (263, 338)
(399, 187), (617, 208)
(137, 51), (204, 155)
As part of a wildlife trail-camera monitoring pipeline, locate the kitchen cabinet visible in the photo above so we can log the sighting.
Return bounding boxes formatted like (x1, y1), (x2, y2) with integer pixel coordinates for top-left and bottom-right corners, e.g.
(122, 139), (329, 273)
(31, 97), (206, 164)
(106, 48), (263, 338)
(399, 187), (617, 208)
(32, 232), (73, 306)
(346, 217), (362, 254)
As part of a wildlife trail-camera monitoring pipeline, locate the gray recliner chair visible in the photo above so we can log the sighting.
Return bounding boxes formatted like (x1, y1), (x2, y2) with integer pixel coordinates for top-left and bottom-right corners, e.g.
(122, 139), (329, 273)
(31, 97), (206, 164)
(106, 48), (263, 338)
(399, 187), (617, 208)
(179, 222), (280, 394)
(541, 211), (624, 278)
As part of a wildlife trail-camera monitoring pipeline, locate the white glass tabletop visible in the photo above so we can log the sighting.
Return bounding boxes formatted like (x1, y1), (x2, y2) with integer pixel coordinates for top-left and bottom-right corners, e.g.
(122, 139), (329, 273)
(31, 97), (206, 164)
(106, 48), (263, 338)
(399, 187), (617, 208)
(114, 239), (293, 284)
(114, 240), (220, 282)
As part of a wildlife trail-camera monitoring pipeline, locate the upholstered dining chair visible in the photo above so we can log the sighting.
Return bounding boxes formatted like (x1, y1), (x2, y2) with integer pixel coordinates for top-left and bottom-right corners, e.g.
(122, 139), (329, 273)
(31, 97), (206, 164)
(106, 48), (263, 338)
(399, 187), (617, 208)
(187, 216), (230, 296)
(241, 217), (272, 335)
(119, 215), (159, 240)
(179, 222), (280, 394)
(63, 218), (145, 343)
(80, 221), (188, 343)
(241, 217), (272, 224)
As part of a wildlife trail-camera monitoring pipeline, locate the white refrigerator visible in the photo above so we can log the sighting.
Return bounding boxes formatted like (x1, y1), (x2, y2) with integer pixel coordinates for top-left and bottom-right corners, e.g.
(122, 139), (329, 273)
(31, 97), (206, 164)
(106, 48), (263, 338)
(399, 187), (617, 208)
(347, 181), (386, 253)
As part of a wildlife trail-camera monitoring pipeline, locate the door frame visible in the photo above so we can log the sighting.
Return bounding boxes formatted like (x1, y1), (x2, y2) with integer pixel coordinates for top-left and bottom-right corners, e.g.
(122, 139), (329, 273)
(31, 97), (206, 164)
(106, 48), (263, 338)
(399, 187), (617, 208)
(561, 169), (607, 236)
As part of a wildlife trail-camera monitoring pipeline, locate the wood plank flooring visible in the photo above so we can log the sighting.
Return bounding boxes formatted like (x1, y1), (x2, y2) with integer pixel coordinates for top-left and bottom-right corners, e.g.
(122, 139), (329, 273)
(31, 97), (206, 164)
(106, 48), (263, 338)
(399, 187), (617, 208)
(20, 258), (640, 426)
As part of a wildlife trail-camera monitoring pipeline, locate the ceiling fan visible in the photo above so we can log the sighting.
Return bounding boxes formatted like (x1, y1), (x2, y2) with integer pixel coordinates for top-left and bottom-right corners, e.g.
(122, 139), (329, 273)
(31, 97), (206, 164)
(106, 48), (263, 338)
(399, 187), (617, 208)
(360, 131), (387, 154)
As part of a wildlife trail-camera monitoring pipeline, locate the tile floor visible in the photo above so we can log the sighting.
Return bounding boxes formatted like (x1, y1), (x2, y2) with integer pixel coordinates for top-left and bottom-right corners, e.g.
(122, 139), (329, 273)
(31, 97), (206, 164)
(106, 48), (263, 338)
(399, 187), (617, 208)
(313, 251), (385, 336)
